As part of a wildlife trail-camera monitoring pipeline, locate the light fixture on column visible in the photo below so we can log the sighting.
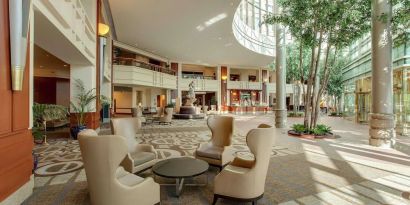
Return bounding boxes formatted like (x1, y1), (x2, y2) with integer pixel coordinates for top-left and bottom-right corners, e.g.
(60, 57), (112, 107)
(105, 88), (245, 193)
(221, 75), (227, 82)
(98, 23), (110, 36)
(9, 0), (32, 91)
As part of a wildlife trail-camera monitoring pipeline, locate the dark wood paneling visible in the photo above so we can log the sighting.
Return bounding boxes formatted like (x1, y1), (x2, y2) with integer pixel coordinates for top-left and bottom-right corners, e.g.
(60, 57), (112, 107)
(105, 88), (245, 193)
(34, 77), (57, 104)
(0, 0), (33, 202)
(0, 0), (12, 135)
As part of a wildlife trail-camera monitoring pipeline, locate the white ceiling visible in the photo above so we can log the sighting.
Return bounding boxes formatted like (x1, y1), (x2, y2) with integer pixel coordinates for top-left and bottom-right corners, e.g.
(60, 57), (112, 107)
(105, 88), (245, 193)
(108, 0), (274, 67)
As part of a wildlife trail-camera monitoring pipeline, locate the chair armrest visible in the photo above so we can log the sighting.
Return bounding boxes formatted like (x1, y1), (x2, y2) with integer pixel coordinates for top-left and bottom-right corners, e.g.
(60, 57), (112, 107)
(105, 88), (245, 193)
(230, 156), (255, 169)
(120, 153), (134, 173)
(135, 144), (157, 158)
(219, 146), (235, 165)
(116, 177), (160, 204)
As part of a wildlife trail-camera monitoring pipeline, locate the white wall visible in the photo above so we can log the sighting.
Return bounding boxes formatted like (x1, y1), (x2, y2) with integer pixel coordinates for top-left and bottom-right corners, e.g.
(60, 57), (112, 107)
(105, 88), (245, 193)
(230, 68), (260, 81)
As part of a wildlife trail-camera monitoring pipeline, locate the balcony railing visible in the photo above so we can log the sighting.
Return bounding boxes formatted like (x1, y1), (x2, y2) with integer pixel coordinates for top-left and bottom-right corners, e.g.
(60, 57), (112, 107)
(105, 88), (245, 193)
(113, 57), (176, 75)
(227, 81), (262, 90)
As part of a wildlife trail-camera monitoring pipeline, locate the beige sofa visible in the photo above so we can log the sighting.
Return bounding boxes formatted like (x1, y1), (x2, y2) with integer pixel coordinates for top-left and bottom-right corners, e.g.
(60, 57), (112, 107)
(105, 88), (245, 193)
(78, 129), (160, 205)
(212, 124), (274, 204)
(195, 116), (235, 170)
(110, 118), (157, 173)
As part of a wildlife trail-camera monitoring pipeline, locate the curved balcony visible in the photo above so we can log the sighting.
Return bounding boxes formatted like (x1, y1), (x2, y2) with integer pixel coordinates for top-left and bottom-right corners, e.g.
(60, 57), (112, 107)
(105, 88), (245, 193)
(232, 0), (275, 57)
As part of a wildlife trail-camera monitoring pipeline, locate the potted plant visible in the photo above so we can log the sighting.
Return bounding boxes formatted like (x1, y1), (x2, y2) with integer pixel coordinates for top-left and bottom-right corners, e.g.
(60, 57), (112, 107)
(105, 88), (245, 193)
(32, 103), (69, 144)
(210, 96), (217, 111)
(70, 79), (97, 139)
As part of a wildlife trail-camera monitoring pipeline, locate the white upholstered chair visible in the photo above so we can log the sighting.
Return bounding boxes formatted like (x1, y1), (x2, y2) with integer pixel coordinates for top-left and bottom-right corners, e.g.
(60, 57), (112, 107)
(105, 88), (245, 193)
(131, 107), (146, 124)
(158, 108), (173, 124)
(212, 124), (274, 205)
(110, 118), (157, 173)
(78, 129), (160, 205)
(195, 116), (235, 170)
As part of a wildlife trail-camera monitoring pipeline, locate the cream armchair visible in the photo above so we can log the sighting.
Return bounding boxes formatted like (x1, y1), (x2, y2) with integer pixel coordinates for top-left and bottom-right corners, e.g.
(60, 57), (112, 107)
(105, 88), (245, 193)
(131, 107), (146, 124)
(212, 124), (274, 205)
(110, 118), (157, 173)
(158, 108), (173, 124)
(78, 129), (160, 205)
(195, 116), (235, 170)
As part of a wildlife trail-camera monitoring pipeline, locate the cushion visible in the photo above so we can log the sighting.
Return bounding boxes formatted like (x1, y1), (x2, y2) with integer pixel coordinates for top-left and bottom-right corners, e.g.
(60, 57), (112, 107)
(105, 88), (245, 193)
(130, 151), (156, 166)
(196, 144), (223, 160)
(115, 166), (144, 186)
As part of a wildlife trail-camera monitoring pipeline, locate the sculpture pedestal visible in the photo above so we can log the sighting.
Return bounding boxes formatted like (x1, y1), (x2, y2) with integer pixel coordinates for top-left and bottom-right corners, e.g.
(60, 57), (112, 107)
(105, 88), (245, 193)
(173, 106), (204, 119)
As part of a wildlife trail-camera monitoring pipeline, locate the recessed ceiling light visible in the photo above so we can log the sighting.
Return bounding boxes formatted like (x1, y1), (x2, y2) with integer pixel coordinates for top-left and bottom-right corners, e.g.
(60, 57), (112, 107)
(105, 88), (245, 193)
(218, 37), (222, 40)
(63, 64), (68, 67)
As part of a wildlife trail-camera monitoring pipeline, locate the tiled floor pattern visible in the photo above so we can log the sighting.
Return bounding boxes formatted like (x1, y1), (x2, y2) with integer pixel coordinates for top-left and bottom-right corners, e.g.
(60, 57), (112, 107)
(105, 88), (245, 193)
(24, 115), (410, 205)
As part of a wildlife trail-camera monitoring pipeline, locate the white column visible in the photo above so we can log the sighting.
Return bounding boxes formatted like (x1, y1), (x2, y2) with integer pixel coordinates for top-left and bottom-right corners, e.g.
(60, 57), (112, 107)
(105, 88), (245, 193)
(131, 87), (137, 107)
(217, 65), (222, 112)
(274, 4), (287, 128)
(177, 63), (182, 104)
(369, 0), (395, 147)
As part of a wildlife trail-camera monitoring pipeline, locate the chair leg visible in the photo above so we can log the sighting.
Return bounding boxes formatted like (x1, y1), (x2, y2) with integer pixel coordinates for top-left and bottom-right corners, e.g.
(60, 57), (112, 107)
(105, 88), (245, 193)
(212, 195), (219, 205)
(252, 200), (257, 205)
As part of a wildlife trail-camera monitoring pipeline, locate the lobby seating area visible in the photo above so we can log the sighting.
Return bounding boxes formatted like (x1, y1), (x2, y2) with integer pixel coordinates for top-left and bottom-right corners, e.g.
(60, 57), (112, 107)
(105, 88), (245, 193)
(25, 115), (410, 205)
(83, 115), (274, 204)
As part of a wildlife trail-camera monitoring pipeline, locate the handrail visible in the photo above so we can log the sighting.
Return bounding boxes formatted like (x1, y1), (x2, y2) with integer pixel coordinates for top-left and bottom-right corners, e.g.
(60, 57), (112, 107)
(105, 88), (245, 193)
(113, 57), (176, 75)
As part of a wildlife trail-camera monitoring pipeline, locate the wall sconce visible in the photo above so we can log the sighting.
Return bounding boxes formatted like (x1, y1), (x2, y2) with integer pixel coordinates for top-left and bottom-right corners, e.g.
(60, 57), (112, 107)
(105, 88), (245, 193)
(221, 75), (227, 81)
(98, 23), (110, 36)
(9, 0), (32, 91)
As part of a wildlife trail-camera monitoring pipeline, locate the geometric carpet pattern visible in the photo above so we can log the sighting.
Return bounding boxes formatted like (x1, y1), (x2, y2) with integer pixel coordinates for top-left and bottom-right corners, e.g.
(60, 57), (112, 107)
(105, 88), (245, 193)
(25, 117), (410, 205)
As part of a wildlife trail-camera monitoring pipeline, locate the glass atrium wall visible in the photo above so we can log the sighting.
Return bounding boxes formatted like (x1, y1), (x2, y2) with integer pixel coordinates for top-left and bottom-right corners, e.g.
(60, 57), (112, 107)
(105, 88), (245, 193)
(342, 35), (410, 135)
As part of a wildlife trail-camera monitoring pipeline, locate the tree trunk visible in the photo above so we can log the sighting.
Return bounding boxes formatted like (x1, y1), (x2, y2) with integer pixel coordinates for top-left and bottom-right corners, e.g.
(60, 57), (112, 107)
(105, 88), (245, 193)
(309, 31), (323, 129)
(298, 42), (305, 108)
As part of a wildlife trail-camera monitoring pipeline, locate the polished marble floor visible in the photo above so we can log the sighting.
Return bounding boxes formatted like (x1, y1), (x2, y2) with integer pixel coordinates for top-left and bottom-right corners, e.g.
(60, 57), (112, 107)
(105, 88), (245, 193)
(24, 114), (410, 205)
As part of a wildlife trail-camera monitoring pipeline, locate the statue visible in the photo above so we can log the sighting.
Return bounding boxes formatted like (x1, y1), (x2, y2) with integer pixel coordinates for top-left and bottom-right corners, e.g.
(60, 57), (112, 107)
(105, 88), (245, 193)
(184, 81), (197, 106)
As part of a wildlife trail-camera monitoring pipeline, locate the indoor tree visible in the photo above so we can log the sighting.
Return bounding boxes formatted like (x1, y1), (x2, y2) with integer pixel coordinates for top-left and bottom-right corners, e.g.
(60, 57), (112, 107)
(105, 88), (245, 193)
(264, 0), (371, 130)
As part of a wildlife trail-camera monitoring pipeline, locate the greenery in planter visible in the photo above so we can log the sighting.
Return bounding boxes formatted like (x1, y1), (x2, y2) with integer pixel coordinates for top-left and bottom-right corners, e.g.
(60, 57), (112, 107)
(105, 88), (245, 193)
(288, 112), (304, 117)
(290, 123), (332, 136)
(100, 95), (111, 106)
(291, 124), (307, 134)
(210, 96), (217, 105)
(32, 103), (69, 141)
(329, 112), (344, 117)
(312, 124), (332, 135)
(70, 79), (97, 127)
(166, 103), (175, 108)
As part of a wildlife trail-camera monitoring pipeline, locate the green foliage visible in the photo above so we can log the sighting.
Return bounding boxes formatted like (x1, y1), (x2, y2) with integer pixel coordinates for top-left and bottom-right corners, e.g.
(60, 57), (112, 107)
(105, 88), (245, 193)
(166, 103), (175, 108)
(70, 79), (97, 126)
(312, 124), (332, 135)
(210, 96), (217, 105)
(285, 43), (311, 84)
(291, 123), (331, 135)
(288, 112), (304, 117)
(291, 124), (307, 133)
(330, 112), (343, 116)
(32, 103), (69, 140)
(392, 0), (410, 45)
(326, 58), (345, 99)
(100, 95), (111, 106)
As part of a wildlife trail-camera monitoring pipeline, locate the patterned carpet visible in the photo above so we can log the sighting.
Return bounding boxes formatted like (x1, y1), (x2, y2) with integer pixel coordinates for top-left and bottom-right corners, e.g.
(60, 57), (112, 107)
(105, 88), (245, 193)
(25, 117), (410, 205)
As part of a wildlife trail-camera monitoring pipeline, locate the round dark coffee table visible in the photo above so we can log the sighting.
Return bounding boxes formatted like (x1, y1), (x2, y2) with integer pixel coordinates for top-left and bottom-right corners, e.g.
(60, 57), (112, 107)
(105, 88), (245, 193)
(152, 157), (209, 196)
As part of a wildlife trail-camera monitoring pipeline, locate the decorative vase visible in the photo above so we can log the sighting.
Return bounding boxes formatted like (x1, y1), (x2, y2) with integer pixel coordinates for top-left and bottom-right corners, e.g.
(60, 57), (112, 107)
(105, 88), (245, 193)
(70, 125), (87, 140)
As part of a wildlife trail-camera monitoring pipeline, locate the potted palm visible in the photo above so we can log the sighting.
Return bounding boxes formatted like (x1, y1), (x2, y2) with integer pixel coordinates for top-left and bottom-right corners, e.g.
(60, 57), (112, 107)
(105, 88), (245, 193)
(70, 79), (97, 139)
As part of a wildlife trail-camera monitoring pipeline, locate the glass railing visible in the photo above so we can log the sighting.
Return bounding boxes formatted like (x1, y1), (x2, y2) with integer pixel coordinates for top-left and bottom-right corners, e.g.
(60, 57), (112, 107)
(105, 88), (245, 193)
(232, 0), (275, 57)
(113, 57), (176, 75)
